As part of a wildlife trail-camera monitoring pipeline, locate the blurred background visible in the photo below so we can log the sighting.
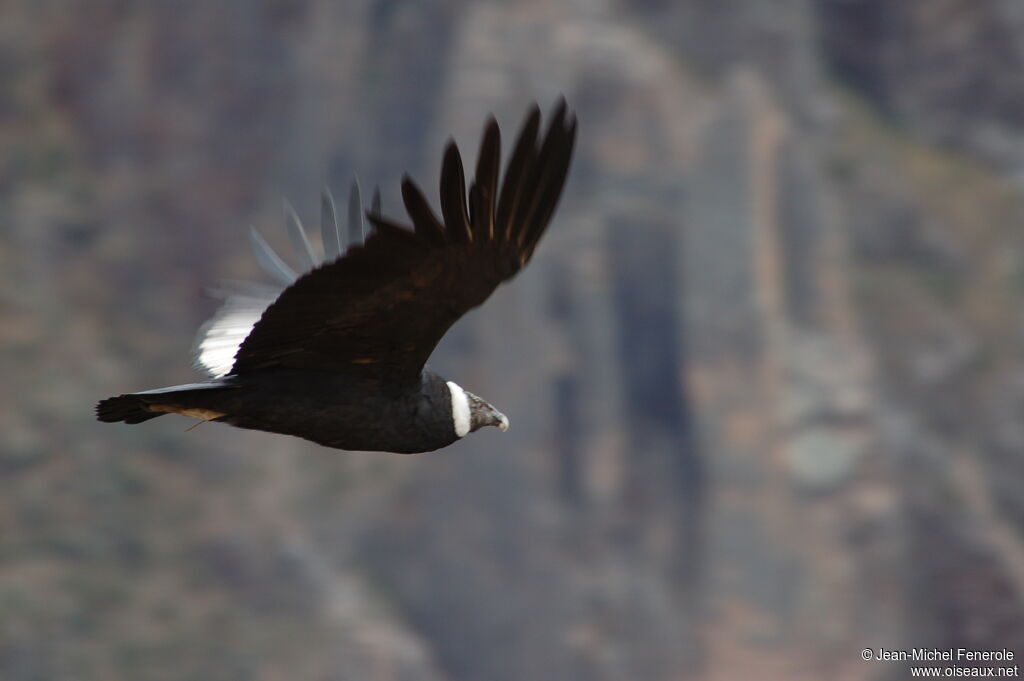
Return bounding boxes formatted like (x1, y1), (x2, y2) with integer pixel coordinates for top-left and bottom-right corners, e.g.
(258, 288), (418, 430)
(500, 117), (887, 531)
(3, 1), (1024, 679)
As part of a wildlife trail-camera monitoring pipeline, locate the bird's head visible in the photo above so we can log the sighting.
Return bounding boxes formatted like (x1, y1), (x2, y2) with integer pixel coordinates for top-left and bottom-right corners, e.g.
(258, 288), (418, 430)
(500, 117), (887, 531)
(446, 381), (509, 438)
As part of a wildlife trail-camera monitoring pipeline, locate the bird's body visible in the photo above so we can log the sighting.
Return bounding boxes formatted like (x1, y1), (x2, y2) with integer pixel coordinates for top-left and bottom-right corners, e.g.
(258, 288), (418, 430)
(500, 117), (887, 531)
(97, 100), (576, 454)
(100, 368), (467, 453)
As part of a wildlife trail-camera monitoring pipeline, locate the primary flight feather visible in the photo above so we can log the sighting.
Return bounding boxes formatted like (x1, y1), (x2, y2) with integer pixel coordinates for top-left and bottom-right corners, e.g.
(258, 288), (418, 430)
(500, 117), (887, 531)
(97, 100), (577, 454)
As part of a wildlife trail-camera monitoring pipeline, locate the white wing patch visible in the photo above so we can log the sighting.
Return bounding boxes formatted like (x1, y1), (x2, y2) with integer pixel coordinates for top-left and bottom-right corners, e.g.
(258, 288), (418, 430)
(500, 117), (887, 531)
(447, 381), (471, 438)
(194, 288), (277, 378)
(194, 183), (372, 379)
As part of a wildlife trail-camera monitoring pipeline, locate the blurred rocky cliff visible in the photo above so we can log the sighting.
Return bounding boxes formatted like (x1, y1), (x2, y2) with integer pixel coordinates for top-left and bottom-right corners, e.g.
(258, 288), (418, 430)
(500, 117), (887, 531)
(2, 1), (1023, 679)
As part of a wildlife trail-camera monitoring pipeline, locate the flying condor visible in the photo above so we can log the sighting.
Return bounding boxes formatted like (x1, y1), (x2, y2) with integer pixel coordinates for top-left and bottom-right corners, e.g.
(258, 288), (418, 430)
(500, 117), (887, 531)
(97, 100), (577, 454)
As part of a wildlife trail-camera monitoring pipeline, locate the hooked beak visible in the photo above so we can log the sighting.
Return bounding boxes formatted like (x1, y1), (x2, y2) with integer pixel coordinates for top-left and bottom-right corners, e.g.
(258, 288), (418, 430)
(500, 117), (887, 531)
(495, 411), (510, 432)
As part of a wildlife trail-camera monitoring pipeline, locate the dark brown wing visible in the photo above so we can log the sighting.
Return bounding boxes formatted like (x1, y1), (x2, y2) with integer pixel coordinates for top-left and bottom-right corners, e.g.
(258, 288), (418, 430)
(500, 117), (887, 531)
(230, 99), (577, 383)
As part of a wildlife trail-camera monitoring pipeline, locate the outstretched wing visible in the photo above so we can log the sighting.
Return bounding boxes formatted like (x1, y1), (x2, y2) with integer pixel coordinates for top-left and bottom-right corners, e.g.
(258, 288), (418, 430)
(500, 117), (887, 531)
(229, 99), (577, 383)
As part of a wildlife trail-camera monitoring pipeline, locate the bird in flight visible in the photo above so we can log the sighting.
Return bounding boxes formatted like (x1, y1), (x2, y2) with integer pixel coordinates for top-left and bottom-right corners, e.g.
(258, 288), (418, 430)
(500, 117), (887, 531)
(97, 100), (577, 453)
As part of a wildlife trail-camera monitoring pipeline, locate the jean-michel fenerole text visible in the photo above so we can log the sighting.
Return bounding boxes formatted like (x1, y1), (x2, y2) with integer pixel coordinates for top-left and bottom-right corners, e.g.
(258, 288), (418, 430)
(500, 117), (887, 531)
(873, 648), (1015, 662)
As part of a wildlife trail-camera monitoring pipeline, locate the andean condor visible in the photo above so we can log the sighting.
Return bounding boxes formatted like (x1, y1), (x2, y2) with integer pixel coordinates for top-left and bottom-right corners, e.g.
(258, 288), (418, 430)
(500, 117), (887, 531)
(96, 100), (577, 453)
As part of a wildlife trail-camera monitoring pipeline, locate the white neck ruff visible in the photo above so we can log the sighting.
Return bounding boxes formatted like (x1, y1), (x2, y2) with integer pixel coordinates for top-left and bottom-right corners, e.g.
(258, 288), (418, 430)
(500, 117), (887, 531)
(446, 381), (471, 438)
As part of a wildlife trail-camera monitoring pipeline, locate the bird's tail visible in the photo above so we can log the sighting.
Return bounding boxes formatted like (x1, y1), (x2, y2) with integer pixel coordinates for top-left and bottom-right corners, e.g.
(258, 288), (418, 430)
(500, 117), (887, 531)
(96, 382), (233, 425)
(96, 393), (165, 424)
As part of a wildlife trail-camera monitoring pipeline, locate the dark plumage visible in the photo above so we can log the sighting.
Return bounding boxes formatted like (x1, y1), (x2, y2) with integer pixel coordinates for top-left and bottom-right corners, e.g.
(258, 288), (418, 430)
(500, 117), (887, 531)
(97, 100), (577, 453)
